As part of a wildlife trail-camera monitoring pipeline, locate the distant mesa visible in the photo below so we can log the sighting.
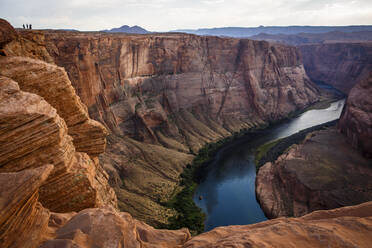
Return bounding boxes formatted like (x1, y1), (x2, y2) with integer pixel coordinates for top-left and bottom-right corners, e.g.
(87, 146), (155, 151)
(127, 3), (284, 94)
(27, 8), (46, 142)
(102, 25), (150, 34)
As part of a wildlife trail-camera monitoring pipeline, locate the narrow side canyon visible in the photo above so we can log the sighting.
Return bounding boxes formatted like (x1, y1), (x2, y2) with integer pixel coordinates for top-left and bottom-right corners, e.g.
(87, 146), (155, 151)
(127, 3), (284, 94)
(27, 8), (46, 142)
(299, 42), (372, 94)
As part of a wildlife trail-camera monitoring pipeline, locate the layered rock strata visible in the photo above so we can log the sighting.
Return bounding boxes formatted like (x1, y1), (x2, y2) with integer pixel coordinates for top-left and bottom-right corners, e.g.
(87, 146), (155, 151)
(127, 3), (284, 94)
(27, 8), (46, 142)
(0, 165), (53, 248)
(0, 56), (108, 157)
(0, 75), (116, 212)
(256, 127), (372, 219)
(339, 71), (372, 158)
(41, 31), (319, 140)
(299, 42), (372, 94)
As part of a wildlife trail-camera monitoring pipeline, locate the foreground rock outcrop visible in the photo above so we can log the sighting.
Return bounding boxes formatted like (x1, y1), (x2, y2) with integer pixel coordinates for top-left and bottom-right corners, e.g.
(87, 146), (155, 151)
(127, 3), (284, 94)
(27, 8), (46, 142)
(183, 201), (372, 248)
(0, 165), (53, 248)
(0, 56), (108, 157)
(299, 42), (372, 94)
(339, 71), (372, 158)
(0, 76), (117, 212)
(41, 209), (191, 248)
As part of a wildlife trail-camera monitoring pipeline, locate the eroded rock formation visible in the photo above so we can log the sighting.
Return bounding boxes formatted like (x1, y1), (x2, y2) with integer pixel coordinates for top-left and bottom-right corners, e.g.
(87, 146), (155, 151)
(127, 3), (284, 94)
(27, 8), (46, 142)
(0, 56), (108, 157)
(0, 165), (53, 248)
(299, 42), (372, 94)
(339, 70), (372, 158)
(0, 76), (117, 212)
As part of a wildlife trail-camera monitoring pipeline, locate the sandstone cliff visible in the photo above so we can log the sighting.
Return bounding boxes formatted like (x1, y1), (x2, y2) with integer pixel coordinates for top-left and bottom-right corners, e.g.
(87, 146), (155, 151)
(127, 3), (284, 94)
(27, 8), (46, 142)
(339, 70), (372, 158)
(0, 165), (53, 248)
(299, 42), (372, 94)
(13, 29), (318, 225)
(0, 19), (117, 213)
(256, 127), (372, 219)
(0, 75), (117, 212)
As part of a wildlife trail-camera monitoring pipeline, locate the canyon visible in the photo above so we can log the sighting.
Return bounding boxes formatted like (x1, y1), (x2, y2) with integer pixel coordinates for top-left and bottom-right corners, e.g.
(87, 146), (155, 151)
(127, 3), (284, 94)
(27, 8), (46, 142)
(299, 42), (372, 94)
(247, 29), (372, 94)
(1, 18), (372, 247)
(2, 25), (321, 226)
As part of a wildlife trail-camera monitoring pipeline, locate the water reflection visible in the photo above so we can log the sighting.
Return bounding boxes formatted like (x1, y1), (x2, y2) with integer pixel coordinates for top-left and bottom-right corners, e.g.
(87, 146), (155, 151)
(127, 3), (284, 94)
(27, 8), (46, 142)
(194, 99), (345, 231)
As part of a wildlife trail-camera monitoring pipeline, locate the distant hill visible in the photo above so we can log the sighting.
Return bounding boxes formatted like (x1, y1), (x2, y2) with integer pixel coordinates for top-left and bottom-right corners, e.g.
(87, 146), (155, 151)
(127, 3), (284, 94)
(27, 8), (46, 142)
(250, 31), (372, 45)
(172, 26), (372, 38)
(102, 25), (149, 34)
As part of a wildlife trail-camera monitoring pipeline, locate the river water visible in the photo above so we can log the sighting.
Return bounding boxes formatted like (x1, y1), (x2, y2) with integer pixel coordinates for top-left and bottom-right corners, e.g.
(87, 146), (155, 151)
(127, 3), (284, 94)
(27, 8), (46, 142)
(193, 99), (345, 231)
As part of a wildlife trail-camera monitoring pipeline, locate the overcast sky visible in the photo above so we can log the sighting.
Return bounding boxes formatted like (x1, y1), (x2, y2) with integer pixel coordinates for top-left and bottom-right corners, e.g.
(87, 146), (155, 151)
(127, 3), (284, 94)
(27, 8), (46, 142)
(1, 0), (372, 31)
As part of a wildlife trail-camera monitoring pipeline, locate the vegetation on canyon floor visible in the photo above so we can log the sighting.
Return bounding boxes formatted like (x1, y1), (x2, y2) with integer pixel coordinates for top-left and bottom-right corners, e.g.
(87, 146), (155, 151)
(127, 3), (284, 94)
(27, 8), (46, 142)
(159, 92), (343, 234)
(159, 89), (339, 235)
(159, 127), (258, 234)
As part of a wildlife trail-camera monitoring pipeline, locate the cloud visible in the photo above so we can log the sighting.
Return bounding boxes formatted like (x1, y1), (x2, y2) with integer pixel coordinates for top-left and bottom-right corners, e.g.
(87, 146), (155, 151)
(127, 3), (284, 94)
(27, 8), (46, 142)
(202, 0), (225, 5)
(0, 0), (371, 31)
